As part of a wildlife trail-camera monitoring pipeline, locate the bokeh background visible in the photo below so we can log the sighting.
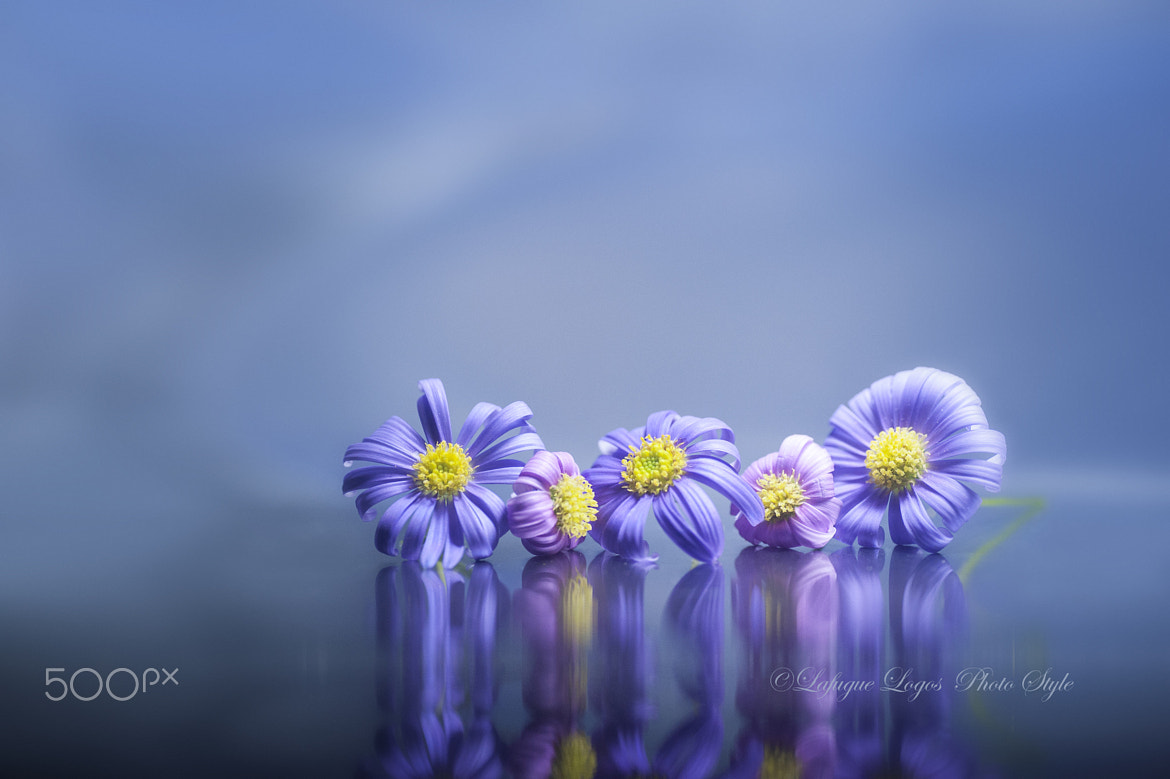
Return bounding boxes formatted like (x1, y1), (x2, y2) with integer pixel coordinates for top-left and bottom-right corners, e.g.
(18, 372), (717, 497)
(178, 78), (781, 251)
(2, 1), (1169, 776)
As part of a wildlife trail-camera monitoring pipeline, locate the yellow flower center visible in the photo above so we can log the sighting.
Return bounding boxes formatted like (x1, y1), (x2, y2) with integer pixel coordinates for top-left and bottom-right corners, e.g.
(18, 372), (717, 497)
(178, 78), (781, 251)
(756, 472), (806, 522)
(865, 426), (928, 493)
(759, 747), (802, 779)
(412, 441), (473, 501)
(551, 732), (597, 779)
(621, 434), (687, 496)
(549, 474), (598, 539)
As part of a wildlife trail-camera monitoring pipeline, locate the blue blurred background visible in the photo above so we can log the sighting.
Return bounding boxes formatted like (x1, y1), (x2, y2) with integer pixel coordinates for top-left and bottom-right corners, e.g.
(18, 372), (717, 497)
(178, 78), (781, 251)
(2, 2), (1169, 775)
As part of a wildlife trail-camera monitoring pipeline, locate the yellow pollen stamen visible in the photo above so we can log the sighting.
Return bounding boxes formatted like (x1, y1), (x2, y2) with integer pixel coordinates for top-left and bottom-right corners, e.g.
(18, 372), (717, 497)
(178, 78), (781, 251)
(412, 441), (473, 501)
(865, 426), (928, 493)
(561, 573), (594, 648)
(551, 731), (597, 779)
(621, 434), (687, 496)
(549, 474), (598, 539)
(757, 471), (806, 522)
(759, 747), (802, 779)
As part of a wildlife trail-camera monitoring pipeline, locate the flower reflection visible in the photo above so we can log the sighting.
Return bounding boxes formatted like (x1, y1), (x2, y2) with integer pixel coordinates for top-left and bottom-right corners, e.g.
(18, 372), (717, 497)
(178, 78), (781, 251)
(727, 548), (838, 779)
(832, 547), (978, 778)
(509, 551), (597, 779)
(886, 546), (977, 779)
(589, 554), (725, 778)
(361, 561), (507, 779)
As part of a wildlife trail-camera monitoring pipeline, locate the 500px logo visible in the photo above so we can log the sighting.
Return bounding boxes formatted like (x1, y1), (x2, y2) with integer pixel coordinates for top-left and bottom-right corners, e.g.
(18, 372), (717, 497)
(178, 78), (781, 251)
(45, 667), (178, 702)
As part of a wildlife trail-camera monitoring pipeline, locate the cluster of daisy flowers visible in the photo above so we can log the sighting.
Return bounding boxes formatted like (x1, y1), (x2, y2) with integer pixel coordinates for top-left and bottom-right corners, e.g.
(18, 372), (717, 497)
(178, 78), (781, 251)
(343, 368), (1005, 567)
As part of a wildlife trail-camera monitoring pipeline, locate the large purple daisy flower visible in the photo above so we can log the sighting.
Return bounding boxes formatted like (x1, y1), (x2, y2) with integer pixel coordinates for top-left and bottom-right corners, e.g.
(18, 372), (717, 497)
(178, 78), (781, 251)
(584, 410), (764, 563)
(733, 434), (842, 550)
(507, 451), (598, 556)
(824, 367), (1006, 552)
(343, 379), (543, 567)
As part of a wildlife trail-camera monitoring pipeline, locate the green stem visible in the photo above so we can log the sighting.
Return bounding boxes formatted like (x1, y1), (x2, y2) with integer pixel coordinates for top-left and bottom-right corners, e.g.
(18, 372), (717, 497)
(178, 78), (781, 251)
(958, 497), (1046, 585)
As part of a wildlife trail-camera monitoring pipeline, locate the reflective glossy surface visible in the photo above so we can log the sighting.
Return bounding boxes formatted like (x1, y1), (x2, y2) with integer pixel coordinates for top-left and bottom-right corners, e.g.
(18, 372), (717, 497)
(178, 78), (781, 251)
(7, 494), (1166, 777)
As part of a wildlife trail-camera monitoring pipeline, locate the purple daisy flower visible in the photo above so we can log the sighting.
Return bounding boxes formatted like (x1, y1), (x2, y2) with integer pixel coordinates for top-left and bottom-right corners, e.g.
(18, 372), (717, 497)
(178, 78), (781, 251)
(824, 367), (1006, 552)
(733, 434), (843, 550)
(584, 410), (764, 563)
(507, 451), (598, 556)
(343, 378), (543, 567)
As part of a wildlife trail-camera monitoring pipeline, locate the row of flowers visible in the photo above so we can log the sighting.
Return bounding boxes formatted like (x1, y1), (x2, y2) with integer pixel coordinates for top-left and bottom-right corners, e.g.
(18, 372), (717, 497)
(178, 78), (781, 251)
(343, 367), (1006, 567)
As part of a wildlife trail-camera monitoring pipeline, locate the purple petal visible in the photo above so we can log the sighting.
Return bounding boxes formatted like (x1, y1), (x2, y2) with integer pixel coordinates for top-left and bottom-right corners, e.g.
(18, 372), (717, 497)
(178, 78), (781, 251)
(655, 481), (723, 562)
(473, 430), (544, 467)
(598, 427), (640, 457)
(519, 446), (573, 488)
(454, 494), (498, 559)
(917, 472), (981, 533)
(890, 492), (952, 552)
(671, 415), (736, 447)
(470, 462), (525, 485)
(467, 401), (535, 457)
(684, 436), (740, 464)
(826, 402), (878, 456)
(506, 490), (555, 538)
(354, 479), (416, 521)
(596, 493), (655, 561)
(343, 440), (419, 469)
(687, 457), (764, 526)
(931, 458), (1003, 492)
(397, 498), (440, 562)
(464, 482), (507, 533)
(645, 410), (680, 438)
(455, 401), (501, 447)
(343, 465), (413, 495)
(521, 530), (572, 556)
(584, 457), (625, 490)
(416, 379), (453, 444)
(834, 490), (888, 548)
(929, 428), (1007, 461)
(373, 491), (431, 555)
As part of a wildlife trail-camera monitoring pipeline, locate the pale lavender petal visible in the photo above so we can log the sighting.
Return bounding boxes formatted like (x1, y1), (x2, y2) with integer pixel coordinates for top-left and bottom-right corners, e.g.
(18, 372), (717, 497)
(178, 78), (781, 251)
(506, 490), (555, 537)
